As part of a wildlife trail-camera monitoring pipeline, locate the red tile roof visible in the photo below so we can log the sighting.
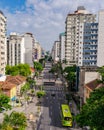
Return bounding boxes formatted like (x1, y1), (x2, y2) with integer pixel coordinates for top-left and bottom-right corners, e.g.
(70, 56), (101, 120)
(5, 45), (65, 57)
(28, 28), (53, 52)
(6, 75), (26, 85)
(1, 81), (16, 90)
(85, 79), (103, 90)
(0, 75), (26, 90)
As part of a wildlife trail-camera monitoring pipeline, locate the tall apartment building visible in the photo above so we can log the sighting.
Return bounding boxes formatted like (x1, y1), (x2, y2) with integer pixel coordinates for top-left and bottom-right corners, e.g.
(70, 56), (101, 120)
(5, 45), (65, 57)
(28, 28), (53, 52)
(0, 11), (6, 75)
(78, 23), (98, 66)
(7, 32), (24, 66)
(59, 32), (65, 63)
(33, 41), (42, 62)
(97, 11), (104, 67)
(22, 33), (35, 67)
(51, 41), (60, 63)
(65, 6), (96, 66)
(7, 32), (35, 67)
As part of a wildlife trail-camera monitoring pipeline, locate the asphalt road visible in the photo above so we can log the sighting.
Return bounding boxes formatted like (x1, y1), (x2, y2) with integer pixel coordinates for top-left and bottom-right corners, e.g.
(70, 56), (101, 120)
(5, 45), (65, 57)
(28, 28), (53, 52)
(37, 62), (69, 130)
(37, 85), (68, 130)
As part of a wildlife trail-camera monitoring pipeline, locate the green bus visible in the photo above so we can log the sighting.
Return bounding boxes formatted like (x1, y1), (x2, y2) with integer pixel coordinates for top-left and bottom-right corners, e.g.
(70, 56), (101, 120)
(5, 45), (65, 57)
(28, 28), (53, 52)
(61, 104), (72, 127)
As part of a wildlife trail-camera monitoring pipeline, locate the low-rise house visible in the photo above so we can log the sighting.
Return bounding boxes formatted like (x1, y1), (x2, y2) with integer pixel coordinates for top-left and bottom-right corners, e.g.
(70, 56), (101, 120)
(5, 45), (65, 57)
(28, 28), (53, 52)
(6, 75), (26, 96)
(0, 81), (16, 100)
(84, 79), (103, 103)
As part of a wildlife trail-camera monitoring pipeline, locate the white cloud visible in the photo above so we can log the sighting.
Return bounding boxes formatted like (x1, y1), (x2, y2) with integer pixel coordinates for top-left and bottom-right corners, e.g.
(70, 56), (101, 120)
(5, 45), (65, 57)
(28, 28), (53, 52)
(1, 0), (104, 50)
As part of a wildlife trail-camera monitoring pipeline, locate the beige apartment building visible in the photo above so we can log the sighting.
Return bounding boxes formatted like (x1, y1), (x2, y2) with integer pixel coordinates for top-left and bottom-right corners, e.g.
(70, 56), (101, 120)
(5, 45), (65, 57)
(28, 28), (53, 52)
(33, 41), (42, 62)
(65, 6), (96, 66)
(0, 10), (6, 75)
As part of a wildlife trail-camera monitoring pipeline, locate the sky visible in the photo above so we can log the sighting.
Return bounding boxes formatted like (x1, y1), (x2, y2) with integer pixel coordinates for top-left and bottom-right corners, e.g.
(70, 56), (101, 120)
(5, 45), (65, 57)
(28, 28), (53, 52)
(0, 0), (104, 51)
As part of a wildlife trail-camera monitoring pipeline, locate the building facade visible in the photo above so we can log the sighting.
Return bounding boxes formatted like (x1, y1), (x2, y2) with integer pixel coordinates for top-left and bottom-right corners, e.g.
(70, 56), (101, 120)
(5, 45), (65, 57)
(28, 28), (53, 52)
(97, 11), (104, 67)
(22, 33), (35, 67)
(51, 41), (60, 63)
(65, 6), (96, 66)
(0, 10), (6, 75)
(78, 23), (98, 66)
(59, 32), (65, 63)
(7, 32), (24, 66)
(7, 32), (35, 67)
(33, 41), (42, 62)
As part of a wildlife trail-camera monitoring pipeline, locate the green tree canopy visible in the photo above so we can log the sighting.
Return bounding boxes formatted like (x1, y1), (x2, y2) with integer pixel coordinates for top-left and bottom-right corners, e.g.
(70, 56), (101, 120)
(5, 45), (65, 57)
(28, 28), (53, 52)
(6, 64), (31, 77)
(97, 66), (104, 83)
(0, 93), (11, 111)
(36, 91), (46, 98)
(0, 111), (27, 130)
(34, 62), (43, 73)
(63, 65), (76, 91)
(20, 83), (30, 95)
(76, 87), (104, 130)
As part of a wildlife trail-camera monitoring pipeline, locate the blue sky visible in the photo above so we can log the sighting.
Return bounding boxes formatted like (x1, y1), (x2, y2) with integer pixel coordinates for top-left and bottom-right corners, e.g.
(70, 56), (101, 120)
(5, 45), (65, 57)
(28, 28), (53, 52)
(0, 0), (104, 51)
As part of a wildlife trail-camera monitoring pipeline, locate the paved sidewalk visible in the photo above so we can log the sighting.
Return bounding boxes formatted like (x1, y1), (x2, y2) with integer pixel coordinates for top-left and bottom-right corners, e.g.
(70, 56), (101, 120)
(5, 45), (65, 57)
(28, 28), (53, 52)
(0, 96), (41, 130)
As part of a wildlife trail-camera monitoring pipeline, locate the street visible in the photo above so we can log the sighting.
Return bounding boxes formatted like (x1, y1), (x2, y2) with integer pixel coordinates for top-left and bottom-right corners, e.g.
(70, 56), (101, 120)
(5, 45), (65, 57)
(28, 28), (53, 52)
(37, 62), (81, 130)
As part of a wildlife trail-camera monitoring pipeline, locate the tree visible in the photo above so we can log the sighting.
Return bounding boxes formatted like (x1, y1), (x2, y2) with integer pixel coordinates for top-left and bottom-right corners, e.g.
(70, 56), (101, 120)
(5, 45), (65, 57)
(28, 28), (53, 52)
(0, 93), (11, 111)
(26, 77), (36, 89)
(76, 87), (104, 130)
(34, 62), (43, 73)
(5, 64), (31, 77)
(0, 111), (27, 130)
(20, 83), (30, 96)
(97, 66), (104, 83)
(39, 58), (45, 67)
(63, 65), (76, 91)
(36, 91), (46, 98)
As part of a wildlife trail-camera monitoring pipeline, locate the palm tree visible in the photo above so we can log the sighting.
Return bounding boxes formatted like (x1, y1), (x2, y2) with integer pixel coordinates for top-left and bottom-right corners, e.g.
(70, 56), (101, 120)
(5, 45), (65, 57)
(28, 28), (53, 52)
(0, 111), (27, 130)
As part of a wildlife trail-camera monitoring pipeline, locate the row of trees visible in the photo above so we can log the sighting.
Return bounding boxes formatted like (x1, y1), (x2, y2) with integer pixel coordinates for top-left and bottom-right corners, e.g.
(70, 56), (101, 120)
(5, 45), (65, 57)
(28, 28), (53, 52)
(49, 62), (76, 91)
(0, 59), (46, 130)
(6, 64), (31, 77)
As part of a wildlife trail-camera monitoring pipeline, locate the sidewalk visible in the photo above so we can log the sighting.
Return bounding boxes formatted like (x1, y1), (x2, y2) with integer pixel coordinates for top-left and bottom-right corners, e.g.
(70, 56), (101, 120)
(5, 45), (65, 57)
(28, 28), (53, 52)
(0, 96), (41, 130)
(69, 99), (81, 129)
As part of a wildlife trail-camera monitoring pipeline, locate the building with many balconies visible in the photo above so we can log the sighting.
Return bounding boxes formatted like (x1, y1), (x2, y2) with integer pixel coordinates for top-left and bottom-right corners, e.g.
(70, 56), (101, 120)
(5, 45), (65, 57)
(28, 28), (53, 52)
(0, 10), (6, 75)
(65, 6), (96, 66)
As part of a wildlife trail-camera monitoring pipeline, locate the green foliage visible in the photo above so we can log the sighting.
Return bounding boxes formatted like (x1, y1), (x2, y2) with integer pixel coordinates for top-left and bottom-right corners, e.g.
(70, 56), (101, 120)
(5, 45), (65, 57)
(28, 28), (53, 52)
(20, 83), (30, 95)
(0, 111), (27, 130)
(97, 66), (104, 83)
(36, 91), (46, 98)
(5, 64), (31, 77)
(34, 62), (43, 73)
(0, 93), (11, 111)
(63, 65), (76, 91)
(39, 58), (45, 67)
(27, 77), (36, 87)
(76, 87), (104, 130)
(49, 62), (63, 75)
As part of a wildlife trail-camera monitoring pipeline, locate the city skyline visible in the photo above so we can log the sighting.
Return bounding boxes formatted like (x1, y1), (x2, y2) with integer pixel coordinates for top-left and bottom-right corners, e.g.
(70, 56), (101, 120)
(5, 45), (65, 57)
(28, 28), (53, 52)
(0, 0), (104, 51)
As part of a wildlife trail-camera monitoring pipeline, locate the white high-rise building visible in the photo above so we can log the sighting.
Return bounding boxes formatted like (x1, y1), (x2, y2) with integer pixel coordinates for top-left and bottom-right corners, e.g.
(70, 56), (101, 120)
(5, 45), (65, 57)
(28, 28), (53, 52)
(7, 32), (24, 66)
(97, 11), (104, 67)
(33, 40), (42, 62)
(51, 41), (60, 63)
(65, 6), (96, 66)
(22, 33), (35, 67)
(59, 32), (65, 63)
(7, 32), (35, 67)
(0, 11), (6, 75)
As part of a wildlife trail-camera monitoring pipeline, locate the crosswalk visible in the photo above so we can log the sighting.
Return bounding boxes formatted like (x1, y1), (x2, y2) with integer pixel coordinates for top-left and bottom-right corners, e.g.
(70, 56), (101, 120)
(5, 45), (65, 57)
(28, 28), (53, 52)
(44, 86), (65, 91)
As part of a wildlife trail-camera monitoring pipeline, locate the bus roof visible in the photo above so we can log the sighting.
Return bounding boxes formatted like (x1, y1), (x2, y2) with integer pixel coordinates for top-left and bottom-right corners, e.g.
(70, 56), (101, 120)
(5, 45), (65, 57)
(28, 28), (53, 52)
(61, 104), (72, 117)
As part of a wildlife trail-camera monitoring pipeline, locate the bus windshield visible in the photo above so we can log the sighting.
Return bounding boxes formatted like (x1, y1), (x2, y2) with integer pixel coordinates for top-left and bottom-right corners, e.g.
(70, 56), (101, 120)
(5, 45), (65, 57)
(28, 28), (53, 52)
(64, 117), (72, 121)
